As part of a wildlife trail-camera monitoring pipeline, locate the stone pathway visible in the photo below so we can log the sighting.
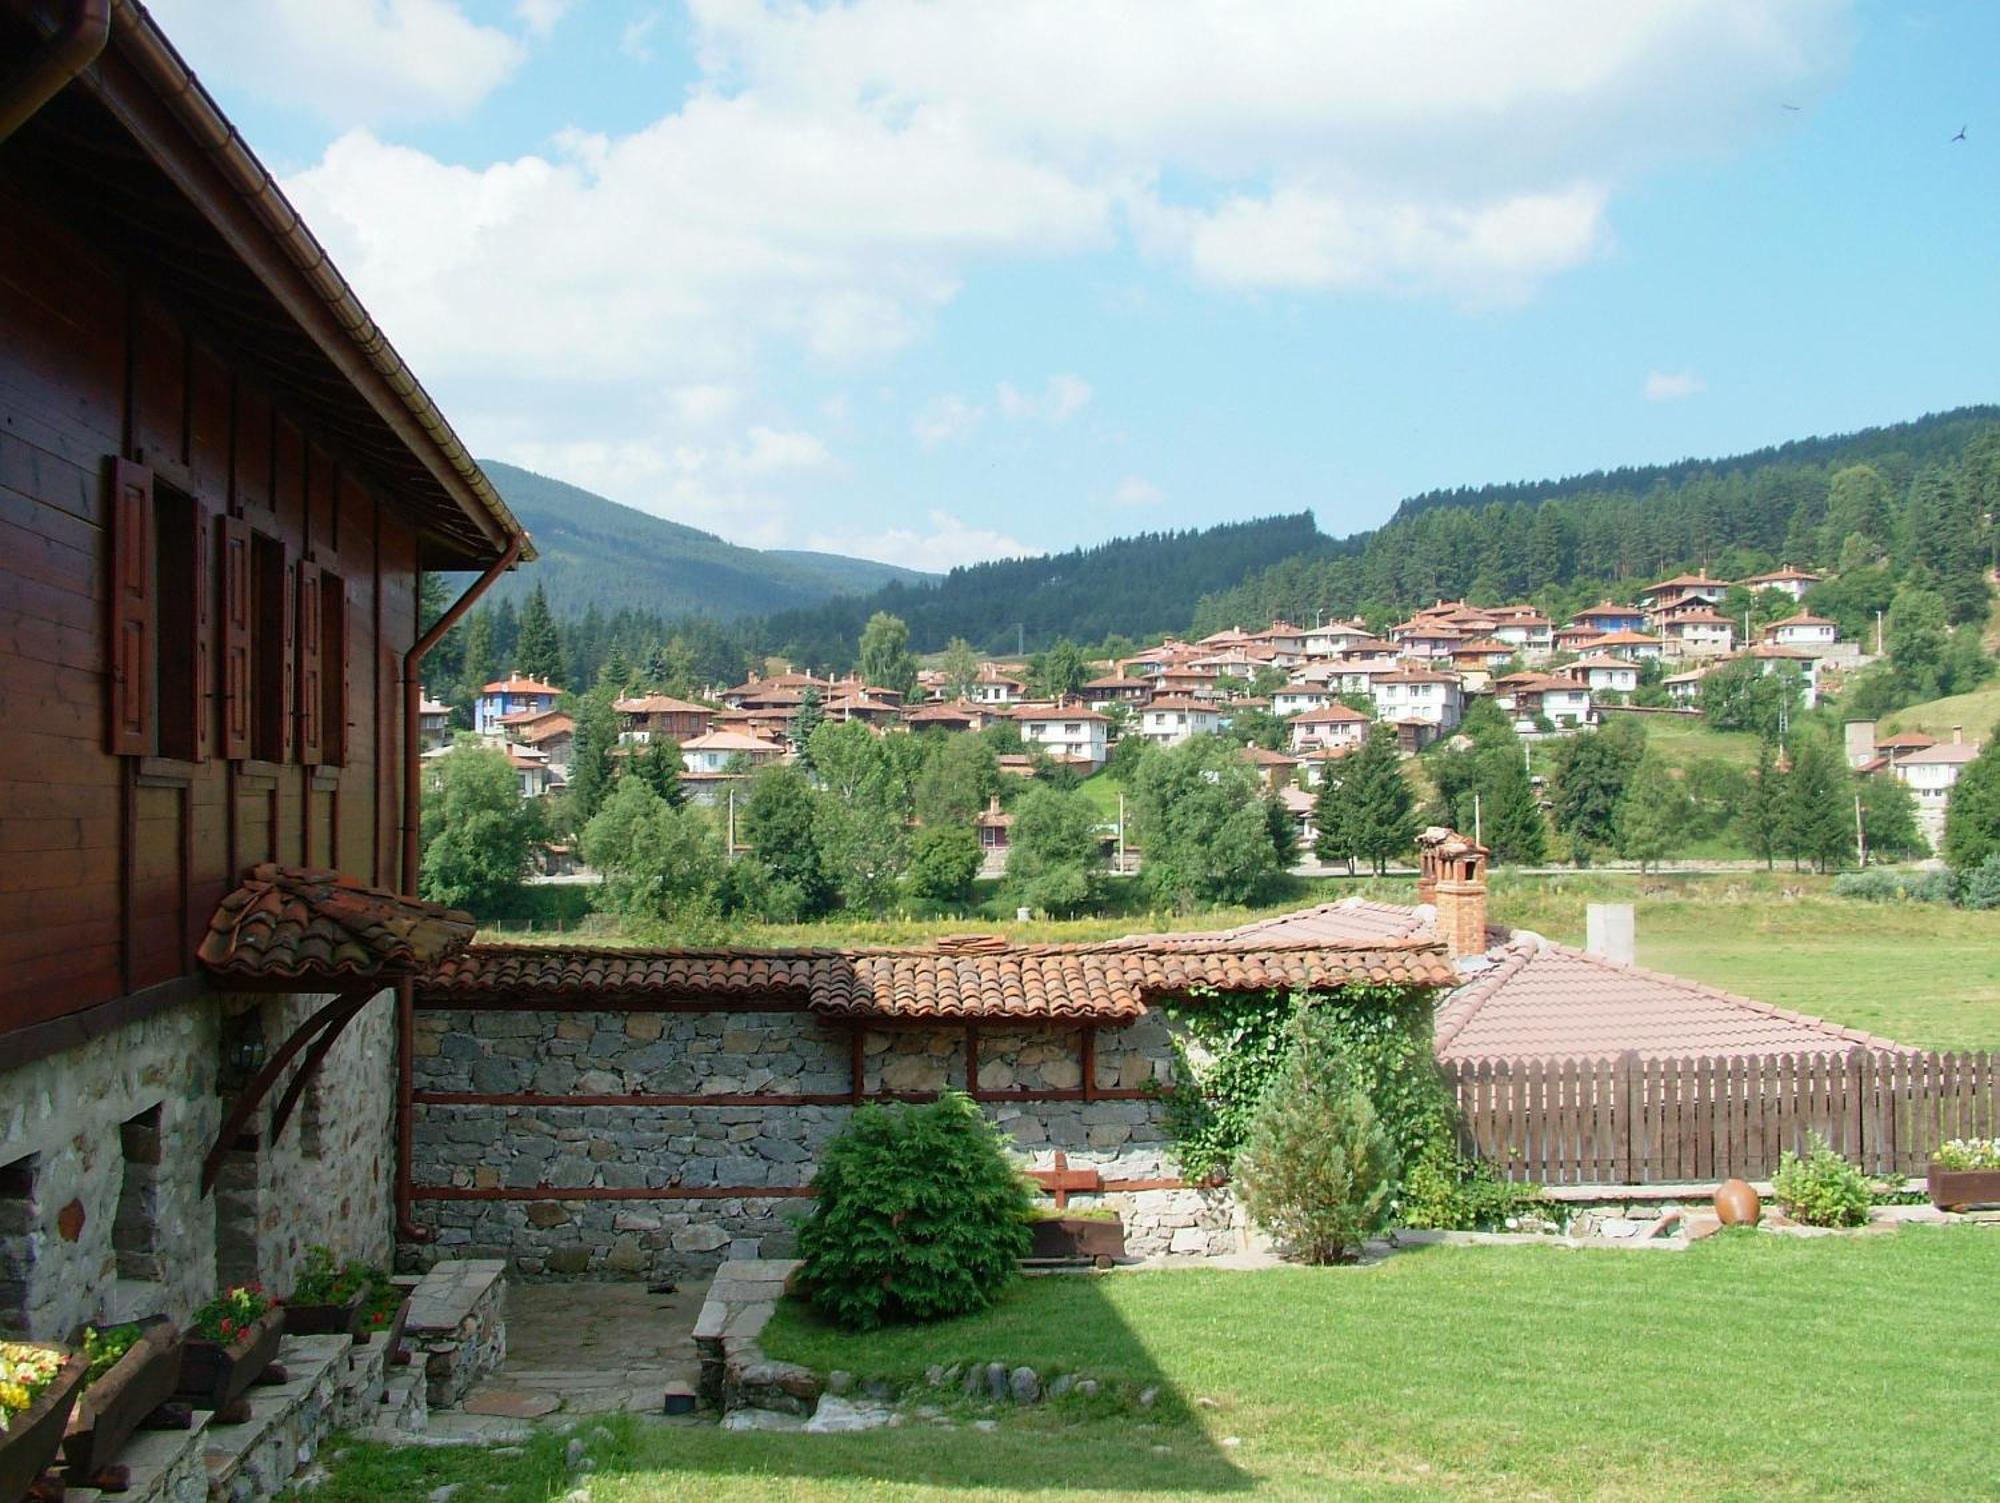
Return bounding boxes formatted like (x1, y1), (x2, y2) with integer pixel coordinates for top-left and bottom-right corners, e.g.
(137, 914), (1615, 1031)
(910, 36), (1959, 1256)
(459, 1279), (706, 1420)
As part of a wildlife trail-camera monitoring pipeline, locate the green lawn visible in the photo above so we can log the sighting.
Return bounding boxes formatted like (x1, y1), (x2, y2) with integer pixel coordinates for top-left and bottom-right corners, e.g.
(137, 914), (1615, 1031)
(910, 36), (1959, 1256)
(1482, 872), (2000, 1051)
(1882, 681), (2000, 745)
(296, 1230), (2000, 1501)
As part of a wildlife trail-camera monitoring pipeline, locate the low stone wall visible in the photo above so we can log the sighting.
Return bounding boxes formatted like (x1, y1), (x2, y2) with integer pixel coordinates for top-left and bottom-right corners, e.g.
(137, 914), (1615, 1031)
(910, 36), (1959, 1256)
(405, 1257), (509, 1408)
(404, 1005), (1250, 1275)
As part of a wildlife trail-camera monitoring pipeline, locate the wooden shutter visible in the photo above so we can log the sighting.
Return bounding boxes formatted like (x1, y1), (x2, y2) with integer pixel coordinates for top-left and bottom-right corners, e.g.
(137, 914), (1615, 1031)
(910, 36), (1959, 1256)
(190, 499), (214, 762)
(219, 515), (252, 760)
(296, 558), (323, 764)
(276, 548), (296, 764)
(107, 458), (156, 756)
(323, 572), (349, 766)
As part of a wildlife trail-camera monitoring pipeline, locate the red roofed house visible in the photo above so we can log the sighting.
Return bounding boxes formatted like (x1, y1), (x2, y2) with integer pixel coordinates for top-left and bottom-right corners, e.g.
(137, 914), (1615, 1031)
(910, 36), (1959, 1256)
(1014, 701), (1110, 769)
(1735, 565), (1823, 601)
(474, 671), (561, 734)
(1760, 612), (1839, 651)
(614, 692), (712, 744)
(0, 2), (526, 1342)
(1138, 695), (1223, 746)
(1288, 702), (1372, 754)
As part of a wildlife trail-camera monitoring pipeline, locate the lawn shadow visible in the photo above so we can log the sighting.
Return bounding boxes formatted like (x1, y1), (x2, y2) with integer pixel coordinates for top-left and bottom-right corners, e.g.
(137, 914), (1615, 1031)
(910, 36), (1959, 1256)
(683, 1269), (1252, 1494)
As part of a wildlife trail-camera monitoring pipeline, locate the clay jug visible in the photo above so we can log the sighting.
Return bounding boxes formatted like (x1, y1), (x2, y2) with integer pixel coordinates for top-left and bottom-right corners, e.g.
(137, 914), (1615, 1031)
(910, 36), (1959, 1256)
(1714, 1178), (1761, 1226)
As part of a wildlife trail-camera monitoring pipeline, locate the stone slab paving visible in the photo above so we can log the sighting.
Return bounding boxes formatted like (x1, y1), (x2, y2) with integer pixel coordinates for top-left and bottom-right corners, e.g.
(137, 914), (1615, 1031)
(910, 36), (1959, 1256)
(458, 1279), (707, 1419)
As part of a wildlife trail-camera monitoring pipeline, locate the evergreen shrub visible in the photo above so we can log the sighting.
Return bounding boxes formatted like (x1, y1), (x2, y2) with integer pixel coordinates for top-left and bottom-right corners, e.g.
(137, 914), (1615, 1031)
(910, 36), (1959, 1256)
(1234, 1014), (1399, 1263)
(796, 1093), (1032, 1330)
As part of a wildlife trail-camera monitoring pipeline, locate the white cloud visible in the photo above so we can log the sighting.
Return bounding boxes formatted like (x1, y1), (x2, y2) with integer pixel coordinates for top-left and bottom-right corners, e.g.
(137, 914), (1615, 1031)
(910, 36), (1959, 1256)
(805, 510), (1032, 572)
(997, 373), (1094, 423)
(619, 11), (664, 62)
(1644, 369), (1707, 402)
(912, 395), (984, 447)
(1109, 476), (1163, 508)
(664, 383), (742, 428)
(146, 0), (524, 125)
(514, 0), (573, 39)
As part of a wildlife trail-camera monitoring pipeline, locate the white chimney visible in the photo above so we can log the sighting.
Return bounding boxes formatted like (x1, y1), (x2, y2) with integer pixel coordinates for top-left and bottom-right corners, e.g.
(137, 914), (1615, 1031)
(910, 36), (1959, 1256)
(1586, 903), (1635, 967)
(1954, 724), (1965, 746)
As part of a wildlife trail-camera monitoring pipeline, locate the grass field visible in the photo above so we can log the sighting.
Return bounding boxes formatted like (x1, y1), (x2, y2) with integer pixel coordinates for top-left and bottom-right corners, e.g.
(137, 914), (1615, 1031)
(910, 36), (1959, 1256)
(1882, 681), (2000, 745)
(294, 1230), (2000, 1502)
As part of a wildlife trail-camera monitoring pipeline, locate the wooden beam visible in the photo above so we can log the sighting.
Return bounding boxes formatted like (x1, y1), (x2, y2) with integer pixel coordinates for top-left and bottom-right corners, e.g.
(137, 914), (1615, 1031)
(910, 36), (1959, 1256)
(201, 985), (373, 1194)
(268, 989), (373, 1141)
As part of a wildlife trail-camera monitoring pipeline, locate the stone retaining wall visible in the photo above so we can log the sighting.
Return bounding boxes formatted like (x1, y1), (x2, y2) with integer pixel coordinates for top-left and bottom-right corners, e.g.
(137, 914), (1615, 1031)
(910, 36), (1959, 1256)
(406, 1005), (1245, 1276)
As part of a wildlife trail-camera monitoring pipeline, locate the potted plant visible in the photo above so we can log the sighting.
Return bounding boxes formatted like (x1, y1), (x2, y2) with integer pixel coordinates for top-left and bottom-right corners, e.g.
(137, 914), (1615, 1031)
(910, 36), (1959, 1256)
(283, 1247), (368, 1338)
(1026, 1205), (1127, 1265)
(1, 1342), (87, 1503)
(62, 1318), (184, 1483)
(1928, 1138), (2000, 1211)
(174, 1287), (283, 1414)
(354, 1270), (414, 1358)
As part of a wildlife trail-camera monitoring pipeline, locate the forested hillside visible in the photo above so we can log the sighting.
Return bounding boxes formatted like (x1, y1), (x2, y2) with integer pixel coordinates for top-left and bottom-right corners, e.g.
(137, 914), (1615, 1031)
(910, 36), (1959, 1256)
(1193, 406), (2000, 637)
(757, 513), (1324, 661)
(475, 460), (932, 619)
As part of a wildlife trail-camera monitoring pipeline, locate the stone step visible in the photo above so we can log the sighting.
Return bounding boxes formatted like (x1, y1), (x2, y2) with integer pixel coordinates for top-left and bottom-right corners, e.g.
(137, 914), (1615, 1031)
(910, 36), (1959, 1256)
(62, 1407), (214, 1503)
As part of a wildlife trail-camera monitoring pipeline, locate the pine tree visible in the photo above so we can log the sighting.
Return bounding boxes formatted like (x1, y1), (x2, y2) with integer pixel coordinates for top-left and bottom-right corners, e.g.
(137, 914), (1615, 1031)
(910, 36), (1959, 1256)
(516, 582), (564, 685)
(791, 687), (826, 765)
(1312, 768), (1356, 875)
(858, 612), (918, 701)
(1613, 756), (1689, 874)
(1740, 738), (1785, 870)
(566, 684), (620, 827)
(1343, 725), (1416, 876)
(1481, 749), (1547, 866)
(1779, 735), (1852, 873)
(458, 607), (498, 701)
(638, 735), (685, 808)
(1551, 727), (1642, 866)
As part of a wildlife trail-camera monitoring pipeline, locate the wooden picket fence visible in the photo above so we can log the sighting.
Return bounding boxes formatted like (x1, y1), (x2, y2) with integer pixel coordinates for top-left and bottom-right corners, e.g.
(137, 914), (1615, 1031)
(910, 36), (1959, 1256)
(1445, 1051), (1998, 1185)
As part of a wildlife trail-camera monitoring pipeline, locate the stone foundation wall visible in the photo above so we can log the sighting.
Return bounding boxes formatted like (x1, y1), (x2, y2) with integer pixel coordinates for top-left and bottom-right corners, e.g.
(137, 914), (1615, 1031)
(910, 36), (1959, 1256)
(405, 1004), (1255, 1277)
(0, 987), (397, 1342)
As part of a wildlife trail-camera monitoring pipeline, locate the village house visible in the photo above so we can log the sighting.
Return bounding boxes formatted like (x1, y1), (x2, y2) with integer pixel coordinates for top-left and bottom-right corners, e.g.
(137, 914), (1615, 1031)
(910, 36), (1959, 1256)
(1553, 623), (1606, 654)
(1078, 671), (1152, 707)
(1638, 572), (1728, 615)
(1370, 668), (1464, 734)
(1139, 695), (1223, 746)
(473, 671), (561, 734)
(968, 667), (1026, 705)
(614, 692), (712, 744)
(1155, 665), (1222, 699)
(1658, 607), (1736, 657)
(1485, 606), (1554, 658)
(1241, 744), (1302, 792)
(1389, 618), (1463, 659)
(1760, 611), (1840, 651)
(1664, 666), (1709, 706)
(680, 729), (787, 776)
(0, 0), (528, 1345)
(1302, 619), (1378, 658)
(1565, 655), (1640, 696)
(1570, 601), (1651, 636)
(1496, 673), (1594, 732)
(1890, 728), (1982, 847)
(973, 796), (1013, 873)
(500, 707), (575, 778)
(1271, 679), (1341, 717)
(1287, 701), (1373, 754)
(1589, 628), (1665, 661)
(1014, 702), (1110, 770)
(1743, 643), (1822, 708)
(904, 699), (994, 734)
(418, 693), (454, 752)
(1736, 565), (1824, 601)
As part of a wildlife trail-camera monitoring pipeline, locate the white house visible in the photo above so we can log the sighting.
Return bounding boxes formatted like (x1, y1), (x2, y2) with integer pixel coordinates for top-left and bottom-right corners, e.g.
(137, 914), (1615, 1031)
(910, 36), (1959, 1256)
(1736, 566), (1824, 602)
(1589, 630), (1665, 662)
(1892, 732), (1983, 848)
(1014, 703), (1110, 769)
(1487, 610), (1554, 658)
(1744, 644), (1822, 709)
(1138, 695), (1223, 747)
(1566, 655), (1640, 696)
(681, 730), (787, 775)
(1302, 620), (1376, 658)
(969, 669), (1025, 705)
(1369, 669), (1464, 731)
(1496, 674), (1593, 732)
(1272, 681), (1339, 718)
(1664, 668), (1708, 706)
(1761, 612), (1840, 652)
(1287, 702), (1372, 754)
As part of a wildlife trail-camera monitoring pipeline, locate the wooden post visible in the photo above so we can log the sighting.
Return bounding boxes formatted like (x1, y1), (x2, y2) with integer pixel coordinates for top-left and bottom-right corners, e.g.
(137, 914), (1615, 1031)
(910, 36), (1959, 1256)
(1617, 1050), (1640, 1184)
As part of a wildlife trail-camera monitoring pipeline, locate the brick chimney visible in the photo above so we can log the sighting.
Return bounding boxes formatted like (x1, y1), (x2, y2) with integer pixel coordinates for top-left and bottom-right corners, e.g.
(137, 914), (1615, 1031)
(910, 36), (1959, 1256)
(1417, 826), (1489, 958)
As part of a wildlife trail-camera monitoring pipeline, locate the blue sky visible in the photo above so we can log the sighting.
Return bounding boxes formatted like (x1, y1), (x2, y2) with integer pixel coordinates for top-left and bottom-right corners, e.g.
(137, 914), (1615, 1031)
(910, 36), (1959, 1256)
(151, 2), (1998, 570)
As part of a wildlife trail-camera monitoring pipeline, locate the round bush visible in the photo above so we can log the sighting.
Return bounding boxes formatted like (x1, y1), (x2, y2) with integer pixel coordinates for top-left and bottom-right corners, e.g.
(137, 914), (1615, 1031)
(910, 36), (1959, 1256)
(797, 1092), (1032, 1330)
(1771, 1132), (1872, 1228)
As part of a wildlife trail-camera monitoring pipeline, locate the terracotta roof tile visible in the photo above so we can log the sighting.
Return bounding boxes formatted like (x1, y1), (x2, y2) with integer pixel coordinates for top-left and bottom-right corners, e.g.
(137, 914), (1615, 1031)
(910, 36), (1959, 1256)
(418, 937), (1457, 1020)
(1434, 937), (1911, 1061)
(199, 865), (475, 983)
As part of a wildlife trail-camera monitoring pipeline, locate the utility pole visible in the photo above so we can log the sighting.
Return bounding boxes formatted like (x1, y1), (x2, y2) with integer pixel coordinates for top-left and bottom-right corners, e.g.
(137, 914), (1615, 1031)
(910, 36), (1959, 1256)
(727, 786), (736, 858)
(1876, 608), (1884, 657)
(1117, 792), (1126, 874)
(1473, 791), (1483, 848)
(1855, 792), (1867, 868)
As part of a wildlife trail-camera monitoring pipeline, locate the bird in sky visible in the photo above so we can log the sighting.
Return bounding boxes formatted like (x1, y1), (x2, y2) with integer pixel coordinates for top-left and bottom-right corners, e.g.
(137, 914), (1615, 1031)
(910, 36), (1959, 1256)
(1780, 102), (1801, 111)
(1951, 125), (1968, 142)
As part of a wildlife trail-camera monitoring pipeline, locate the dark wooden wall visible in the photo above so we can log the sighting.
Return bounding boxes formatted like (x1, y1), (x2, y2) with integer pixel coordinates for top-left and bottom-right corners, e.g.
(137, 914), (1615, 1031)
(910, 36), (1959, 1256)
(0, 177), (420, 1045)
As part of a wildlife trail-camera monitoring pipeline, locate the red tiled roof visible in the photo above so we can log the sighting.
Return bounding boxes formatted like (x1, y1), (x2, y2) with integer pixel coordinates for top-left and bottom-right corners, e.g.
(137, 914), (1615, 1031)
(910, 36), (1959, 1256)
(1194, 898), (1435, 946)
(615, 694), (712, 714)
(199, 865), (475, 983)
(1434, 938), (1909, 1061)
(480, 674), (561, 696)
(1293, 702), (1372, 722)
(417, 938), (1458, 1020)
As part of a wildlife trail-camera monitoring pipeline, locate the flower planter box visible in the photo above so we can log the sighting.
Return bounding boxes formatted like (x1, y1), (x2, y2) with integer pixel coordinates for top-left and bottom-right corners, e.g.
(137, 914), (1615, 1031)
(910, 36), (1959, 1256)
(0, 1351), (87, 1503)
(358, 1294), (413, 1361)
(62, 1318), (183, 1481)
(173, 1309), (284, 1413)
(1028, 1215), (1127, 1264)
(1927, 1164), (2000, 1211)
(284, 1294), (363, 1339)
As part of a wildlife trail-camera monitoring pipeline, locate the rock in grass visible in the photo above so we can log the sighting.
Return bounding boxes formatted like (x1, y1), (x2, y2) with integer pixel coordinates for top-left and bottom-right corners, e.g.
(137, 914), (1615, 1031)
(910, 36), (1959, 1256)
(985, 1362), (1008, 1401)
(826, 1370), (854, 1395)
(1009, 1367), (1040, 1404)
(1076, 1379), (1099, 1398)
(862, 1377), (894, 1401)
(565, 1439), (585, 1469)
(924, 1364), (947, 1387)
(1138, 1386), (1160, 1408)
(804, 1397), (895, 1434)
(1047, 1374), (1076, 1400)
(962, 1367), (983, 1398)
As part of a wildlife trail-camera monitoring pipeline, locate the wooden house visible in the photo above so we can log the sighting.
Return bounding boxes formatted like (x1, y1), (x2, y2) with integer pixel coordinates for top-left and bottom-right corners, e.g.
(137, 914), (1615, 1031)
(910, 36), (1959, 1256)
(0, 1), (529, 1340)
